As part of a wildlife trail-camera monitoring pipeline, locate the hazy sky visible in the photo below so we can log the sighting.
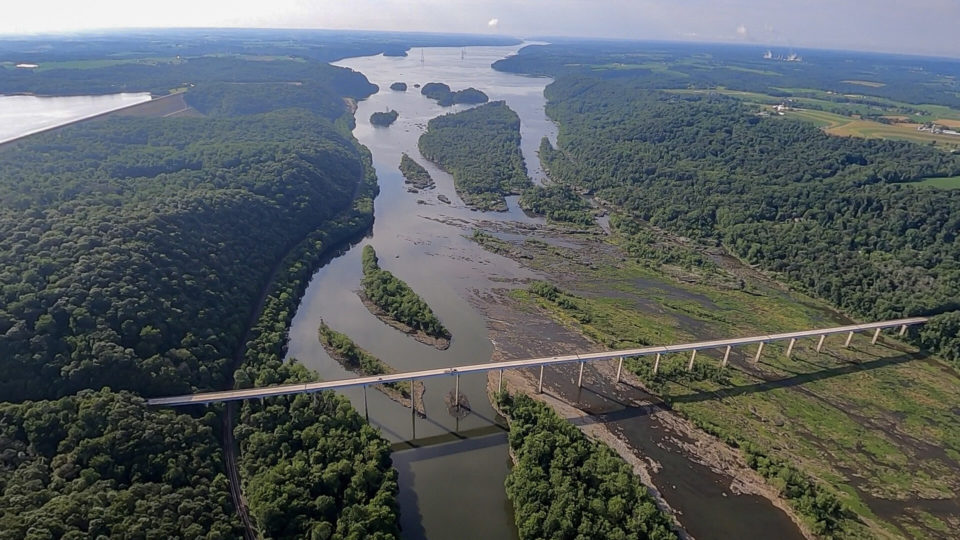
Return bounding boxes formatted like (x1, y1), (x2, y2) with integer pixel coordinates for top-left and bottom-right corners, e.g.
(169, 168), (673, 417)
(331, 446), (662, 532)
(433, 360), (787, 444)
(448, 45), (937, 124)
(2, 0), (959, 57)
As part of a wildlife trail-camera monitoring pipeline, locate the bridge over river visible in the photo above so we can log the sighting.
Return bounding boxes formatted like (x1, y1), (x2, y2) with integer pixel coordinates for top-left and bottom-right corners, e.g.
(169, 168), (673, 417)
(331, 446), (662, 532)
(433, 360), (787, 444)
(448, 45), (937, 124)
(148, 317), (927, 409)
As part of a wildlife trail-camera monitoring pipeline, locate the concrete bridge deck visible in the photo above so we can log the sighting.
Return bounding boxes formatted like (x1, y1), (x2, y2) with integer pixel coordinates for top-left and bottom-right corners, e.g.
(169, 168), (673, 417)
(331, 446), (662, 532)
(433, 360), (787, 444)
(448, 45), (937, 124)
(147, 317), (927, 407)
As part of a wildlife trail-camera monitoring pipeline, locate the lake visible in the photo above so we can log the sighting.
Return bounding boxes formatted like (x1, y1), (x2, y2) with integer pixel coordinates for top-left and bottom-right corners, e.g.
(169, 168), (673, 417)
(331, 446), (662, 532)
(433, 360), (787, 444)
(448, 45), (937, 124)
(0, 92), (152, 144)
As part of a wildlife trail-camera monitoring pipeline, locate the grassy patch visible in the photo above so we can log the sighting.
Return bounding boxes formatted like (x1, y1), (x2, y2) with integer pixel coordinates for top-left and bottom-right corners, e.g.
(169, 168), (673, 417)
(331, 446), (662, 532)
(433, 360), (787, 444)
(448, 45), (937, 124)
(841, 80), (886, 88)
(914, 175), (960, 189)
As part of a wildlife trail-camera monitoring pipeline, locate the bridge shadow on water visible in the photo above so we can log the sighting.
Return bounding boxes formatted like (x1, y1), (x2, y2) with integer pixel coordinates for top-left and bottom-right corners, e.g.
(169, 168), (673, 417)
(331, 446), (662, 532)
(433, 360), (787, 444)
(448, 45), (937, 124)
(570, 350), (925, 426)
(391, 429), (512, 540)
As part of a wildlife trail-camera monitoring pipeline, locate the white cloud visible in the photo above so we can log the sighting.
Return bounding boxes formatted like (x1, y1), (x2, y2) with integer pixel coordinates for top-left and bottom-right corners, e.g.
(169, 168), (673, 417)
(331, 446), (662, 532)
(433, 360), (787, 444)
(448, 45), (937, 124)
(488, 18), (500, 28)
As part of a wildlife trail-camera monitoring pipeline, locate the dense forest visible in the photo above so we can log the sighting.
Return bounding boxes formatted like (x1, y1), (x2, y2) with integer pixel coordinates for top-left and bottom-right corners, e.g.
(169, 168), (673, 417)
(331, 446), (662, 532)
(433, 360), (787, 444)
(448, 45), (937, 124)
(519, 178), (595, 226)
(418, 101), (530, 211)
(235, 392), (400, 539)
(389, 82), (407, 91)
(534, 76), (960, 361)
(398, 152), (435, 189)
(360, 245), (450, 343)
(370, 110), (399, 127)
(420, 82), (489, 106)
(0, 28), (517, 96)
(0, 389), (241, 538)
(493, 41), (960, 109)
(0, 109), (363, 401)
(0, 48), (402, 536)
(496, 392), (677, 540)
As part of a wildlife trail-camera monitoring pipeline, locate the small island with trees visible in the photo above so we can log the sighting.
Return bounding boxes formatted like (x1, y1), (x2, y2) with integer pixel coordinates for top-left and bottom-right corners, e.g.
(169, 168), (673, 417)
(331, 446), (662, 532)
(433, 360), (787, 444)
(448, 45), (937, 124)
(360, 245), (451, 349)
(390, 82), (407, 91)
(318, 322), (425, 413)
(370, 109), (399, 126)
(418, 100), (530, 211)
(399, 152), (435, 189)
(421, 82), (489, 106)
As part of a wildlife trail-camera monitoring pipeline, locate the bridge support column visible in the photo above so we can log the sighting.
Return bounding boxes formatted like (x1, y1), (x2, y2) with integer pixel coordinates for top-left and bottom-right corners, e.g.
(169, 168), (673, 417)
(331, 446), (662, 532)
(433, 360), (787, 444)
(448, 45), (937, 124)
(844, 331), (854, 348)
(577, 362), (585, 388)
(753, 341), (765, 362)
(872, 327), (881, 345)
(721, 345), (731, 368)
(816, 334), (826, 353)
(615, 357), (623, 383)
(538, 366), (544, 394)
(455, 374), (460, 408)
(498, 369), (503, 393)
(786, 338), (797, 358)
(653, 353), (662, 375)
(411, 378), (417, 434)
(899, 324), (908, 337)
(687, 350), (697, 371)
(363, 385), (368, 421)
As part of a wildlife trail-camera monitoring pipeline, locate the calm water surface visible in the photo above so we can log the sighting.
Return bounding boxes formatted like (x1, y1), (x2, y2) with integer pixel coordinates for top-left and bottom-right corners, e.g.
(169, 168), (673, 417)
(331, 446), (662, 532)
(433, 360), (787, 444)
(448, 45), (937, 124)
(288, 43), (551, 540)
(287, 43), (803, 540)
(0, 93), (152, 143)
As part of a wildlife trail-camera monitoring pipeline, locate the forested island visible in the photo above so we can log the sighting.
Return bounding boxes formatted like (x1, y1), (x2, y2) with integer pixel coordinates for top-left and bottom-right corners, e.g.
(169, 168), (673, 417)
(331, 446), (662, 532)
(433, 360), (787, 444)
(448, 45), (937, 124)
(399, 152), (435, 189)
(496, 392), (678, 540)
(418, 101), (530, 211)
(390, 82), (407, 91)
(318, 322), (426, 413)
(370, 109), (399, 126)
(420, 82), (489, 106)
(360, 245), (451, 349)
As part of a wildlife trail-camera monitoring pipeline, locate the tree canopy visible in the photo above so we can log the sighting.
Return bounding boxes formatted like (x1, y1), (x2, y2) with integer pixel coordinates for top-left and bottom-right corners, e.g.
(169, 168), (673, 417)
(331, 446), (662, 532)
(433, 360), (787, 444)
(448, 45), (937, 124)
(498, 392), (677, 540)
(418, 101), (530, 211)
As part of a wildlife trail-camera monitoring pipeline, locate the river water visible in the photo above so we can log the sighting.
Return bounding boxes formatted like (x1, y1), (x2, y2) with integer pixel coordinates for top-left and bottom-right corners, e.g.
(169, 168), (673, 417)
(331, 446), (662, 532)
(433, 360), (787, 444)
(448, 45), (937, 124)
(288, 44), (550, 540)
(0, 92), (152, 144)
(287, 44), (802, 539)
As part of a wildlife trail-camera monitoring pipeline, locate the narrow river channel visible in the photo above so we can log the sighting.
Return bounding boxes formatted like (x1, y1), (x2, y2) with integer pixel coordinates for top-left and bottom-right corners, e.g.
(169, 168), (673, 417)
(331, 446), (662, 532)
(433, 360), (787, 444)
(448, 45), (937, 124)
(285, 43), (804, 539)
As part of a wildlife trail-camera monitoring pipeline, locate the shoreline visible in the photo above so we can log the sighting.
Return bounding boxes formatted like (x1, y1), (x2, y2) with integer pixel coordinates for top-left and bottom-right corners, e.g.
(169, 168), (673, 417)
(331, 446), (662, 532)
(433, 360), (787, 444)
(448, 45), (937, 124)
(481, 305), (815, 540)
(318, 334), (427, 416)
(357, 292), (451, 350)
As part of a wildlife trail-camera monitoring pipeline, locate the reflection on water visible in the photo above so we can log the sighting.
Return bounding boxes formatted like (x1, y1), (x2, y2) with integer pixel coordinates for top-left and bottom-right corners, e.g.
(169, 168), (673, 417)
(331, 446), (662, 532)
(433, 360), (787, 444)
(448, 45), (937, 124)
(286, 43), (555, 539)
(0, 93), (152, 143)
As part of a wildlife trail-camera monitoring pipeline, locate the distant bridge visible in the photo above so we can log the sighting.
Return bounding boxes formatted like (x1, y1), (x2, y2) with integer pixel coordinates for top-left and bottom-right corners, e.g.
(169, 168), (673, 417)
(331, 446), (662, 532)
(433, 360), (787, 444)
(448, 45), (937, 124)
(147, 317), (927, 408)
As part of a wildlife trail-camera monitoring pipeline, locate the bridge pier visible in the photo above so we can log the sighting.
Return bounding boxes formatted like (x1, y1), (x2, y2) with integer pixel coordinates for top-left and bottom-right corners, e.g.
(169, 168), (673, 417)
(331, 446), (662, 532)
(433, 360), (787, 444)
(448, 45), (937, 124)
(538, 366), (544, 394)
(786, 338), (797, 358)
(872, 327), (881, 345)
(498, 369), (503, 392)
(577, 362), (585, 388)
(899, 324), (908, 337)
(653, 353), (662, 375)
(363, 385), (368, 421)
(844, 331), (854, 348)
(816, 334), (826, 353)
(411, 379), (417, 422)
(687, 350), (697, 371)
(753, 341), (765, 362)
(615, 357), (623, 383)
(721, 345), (731, 367)
(455, 374), (460, 408)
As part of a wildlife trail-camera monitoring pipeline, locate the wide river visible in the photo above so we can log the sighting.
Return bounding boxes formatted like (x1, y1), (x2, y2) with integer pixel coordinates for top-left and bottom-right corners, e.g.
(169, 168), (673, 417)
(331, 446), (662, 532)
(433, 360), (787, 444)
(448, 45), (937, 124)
(0, 92), (152, 144)
(288, 43), (803, 539)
